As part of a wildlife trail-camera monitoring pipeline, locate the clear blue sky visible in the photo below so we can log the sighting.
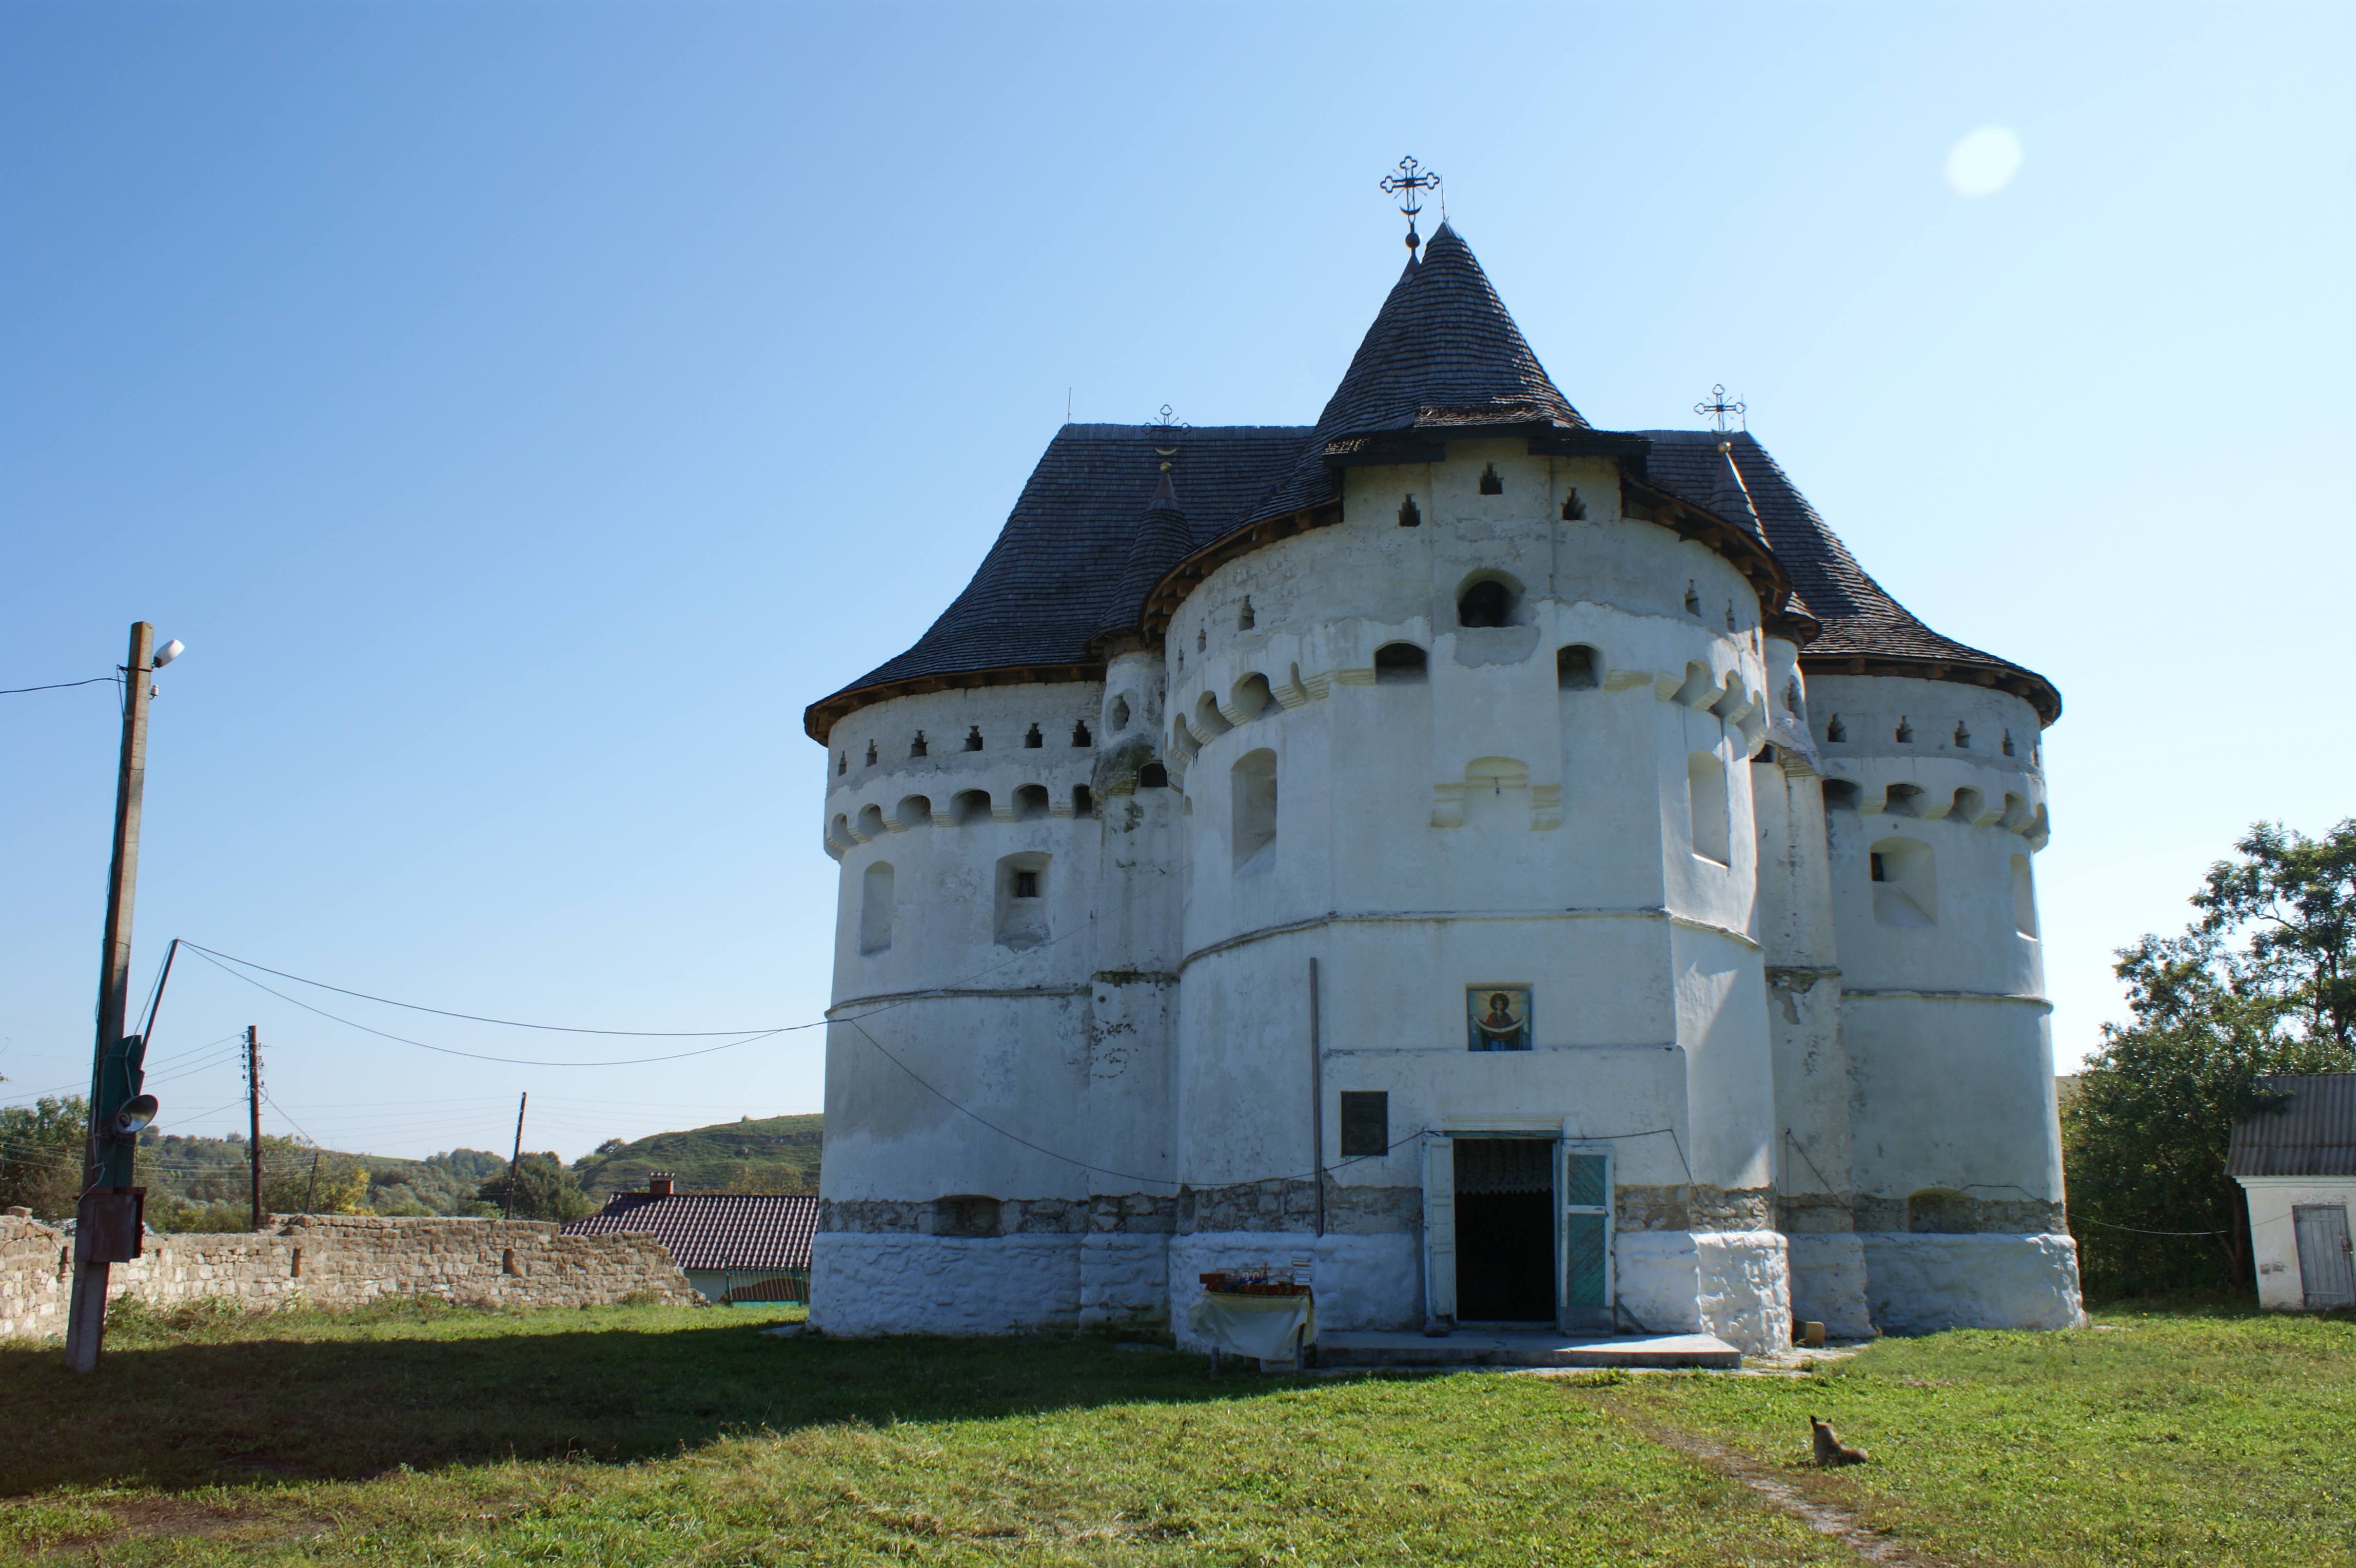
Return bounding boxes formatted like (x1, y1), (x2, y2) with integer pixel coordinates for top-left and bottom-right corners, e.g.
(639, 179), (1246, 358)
(5, 3), (2349, 1163)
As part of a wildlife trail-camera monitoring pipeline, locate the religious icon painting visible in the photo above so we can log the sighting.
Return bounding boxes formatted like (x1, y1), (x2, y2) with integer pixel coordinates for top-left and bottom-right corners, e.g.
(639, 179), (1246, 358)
(1466, 987), (1533, 1051)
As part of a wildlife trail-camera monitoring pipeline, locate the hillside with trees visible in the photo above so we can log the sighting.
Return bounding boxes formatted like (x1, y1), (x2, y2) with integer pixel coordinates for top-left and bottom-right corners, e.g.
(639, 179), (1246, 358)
(0, 1104), (820, 1226)
(570, 1114), (822, 1199)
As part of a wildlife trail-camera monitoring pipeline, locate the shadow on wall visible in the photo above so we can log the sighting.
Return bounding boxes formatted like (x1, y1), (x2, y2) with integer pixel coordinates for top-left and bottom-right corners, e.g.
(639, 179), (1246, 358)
(0, 1315), (1272, 1496)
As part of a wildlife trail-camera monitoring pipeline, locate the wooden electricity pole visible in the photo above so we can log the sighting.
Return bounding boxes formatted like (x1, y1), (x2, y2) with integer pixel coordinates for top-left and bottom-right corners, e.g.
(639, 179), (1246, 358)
(503, 1093), (528, 1219)
(63, 622), (156, 1374)
(247, 1026), (264, 1229)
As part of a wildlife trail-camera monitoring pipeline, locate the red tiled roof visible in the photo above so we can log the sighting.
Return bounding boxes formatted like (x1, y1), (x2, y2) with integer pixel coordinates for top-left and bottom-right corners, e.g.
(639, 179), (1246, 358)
(564, 1192), (818, 1272)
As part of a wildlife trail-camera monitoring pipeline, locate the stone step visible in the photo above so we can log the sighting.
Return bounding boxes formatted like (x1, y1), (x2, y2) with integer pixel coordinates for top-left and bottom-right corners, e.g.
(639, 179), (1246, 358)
(1313, 1329), (1741, 1369)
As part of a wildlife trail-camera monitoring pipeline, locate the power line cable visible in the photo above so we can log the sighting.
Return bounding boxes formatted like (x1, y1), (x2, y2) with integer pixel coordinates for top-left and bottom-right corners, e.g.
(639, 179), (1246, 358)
(0, 676), (115, 696)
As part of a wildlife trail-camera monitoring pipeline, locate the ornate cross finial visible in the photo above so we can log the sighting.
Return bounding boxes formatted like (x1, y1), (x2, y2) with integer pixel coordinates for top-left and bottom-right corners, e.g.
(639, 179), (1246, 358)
(1695, 384), (1747, 434)
(1147, 404), (1190, 469)
(1378, 156), (1442, 254)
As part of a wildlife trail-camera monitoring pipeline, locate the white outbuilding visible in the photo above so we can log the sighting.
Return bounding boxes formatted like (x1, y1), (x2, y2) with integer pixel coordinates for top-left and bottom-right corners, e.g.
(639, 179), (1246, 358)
(799, 218), (2087, 1353)
(2229, 1074), (2356, 1311)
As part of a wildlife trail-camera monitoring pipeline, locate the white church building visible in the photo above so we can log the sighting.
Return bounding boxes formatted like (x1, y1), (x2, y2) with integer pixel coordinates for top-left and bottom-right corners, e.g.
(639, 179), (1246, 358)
(802, 219), (2085, 1353)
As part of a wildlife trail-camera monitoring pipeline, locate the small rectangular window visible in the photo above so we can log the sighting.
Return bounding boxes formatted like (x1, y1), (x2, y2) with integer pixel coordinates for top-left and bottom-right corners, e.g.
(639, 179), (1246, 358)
(1339, 1091), (1388, 1157)
(1869, 852), (1887, 883)
(1013, 870), (1040, 899)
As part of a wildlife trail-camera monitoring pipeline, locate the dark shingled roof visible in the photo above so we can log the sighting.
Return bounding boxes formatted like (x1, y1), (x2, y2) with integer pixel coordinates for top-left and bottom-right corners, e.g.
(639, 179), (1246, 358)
(2227, 1075), (2356, 1179)
(565, 1190), (819, 1273)
(1241, 223), (1588, 528)
(803, 232), (2062, 740)
(1639, 430), (2060, 722)
(804, 425), (1304, 739)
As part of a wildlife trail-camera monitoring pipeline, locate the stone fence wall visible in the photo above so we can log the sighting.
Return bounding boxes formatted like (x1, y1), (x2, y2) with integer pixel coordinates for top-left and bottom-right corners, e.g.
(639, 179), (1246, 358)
(0, 1212), (696, 1341)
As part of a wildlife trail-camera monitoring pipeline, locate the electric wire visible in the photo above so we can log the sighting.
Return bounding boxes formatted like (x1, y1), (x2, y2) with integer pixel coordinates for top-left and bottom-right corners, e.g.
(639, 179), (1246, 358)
(0, 677), (115, 696)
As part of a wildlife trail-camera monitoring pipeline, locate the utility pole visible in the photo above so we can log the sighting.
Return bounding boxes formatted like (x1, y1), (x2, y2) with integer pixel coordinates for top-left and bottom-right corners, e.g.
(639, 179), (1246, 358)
(304, 1152), (321, 1214)
(65, 621), (181, 1373)
(503, 1092), (528, 1220)
(247, 1026), (264, 1229)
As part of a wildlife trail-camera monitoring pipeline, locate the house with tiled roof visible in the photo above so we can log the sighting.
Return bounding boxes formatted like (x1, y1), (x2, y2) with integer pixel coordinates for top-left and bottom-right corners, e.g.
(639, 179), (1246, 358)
(802, 208), (2079, 1352)
(566, 1174), (818, 1303)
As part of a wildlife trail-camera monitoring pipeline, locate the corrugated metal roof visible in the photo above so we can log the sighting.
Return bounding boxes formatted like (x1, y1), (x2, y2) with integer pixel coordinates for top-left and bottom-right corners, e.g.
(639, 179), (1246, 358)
(564, 1191), (819, 1272)
(2226, 1074), (2356, 1178)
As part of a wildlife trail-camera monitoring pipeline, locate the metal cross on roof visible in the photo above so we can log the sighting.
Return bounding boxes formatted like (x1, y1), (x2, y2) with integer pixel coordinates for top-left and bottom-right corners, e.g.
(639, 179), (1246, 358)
(1379, 156), (1442, 253)
(1695, 384), (1747, 433)
(1147, 404), (1190, 466)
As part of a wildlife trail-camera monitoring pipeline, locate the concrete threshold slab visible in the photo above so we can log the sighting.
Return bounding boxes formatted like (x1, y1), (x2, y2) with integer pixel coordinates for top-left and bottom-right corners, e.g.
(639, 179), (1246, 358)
(1315, 1329), (1740, 1369)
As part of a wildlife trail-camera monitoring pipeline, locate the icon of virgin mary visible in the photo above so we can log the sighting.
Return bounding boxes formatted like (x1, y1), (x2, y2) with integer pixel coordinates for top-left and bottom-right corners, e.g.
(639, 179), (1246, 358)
(1467, 988), (1531, 1051)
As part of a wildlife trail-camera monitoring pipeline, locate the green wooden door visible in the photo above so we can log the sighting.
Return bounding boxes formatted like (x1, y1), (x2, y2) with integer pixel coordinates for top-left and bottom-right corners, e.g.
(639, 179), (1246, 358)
(1557, 1146), (1612, 1332)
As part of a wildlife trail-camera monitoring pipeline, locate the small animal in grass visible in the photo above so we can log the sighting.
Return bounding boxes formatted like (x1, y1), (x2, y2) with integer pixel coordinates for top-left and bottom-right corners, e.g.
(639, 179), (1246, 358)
(1810, 1416), (1869, 1466)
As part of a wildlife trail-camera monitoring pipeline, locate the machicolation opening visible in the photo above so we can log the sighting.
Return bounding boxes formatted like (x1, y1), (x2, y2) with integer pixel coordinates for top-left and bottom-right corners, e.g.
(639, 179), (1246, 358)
(1557, 645), (1599, 690)
(1375, 642), (1427, 682)
(1457, 576), (1517, 629)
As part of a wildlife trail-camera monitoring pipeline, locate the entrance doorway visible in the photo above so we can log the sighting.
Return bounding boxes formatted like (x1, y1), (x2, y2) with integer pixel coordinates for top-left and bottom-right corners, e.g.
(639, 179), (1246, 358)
(1452, 1138), (1555, 1322)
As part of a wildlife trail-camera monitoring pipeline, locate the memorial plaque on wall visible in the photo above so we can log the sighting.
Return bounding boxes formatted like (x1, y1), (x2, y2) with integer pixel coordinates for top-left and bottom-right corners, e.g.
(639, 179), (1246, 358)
(1339, 1091), (1388, 1157)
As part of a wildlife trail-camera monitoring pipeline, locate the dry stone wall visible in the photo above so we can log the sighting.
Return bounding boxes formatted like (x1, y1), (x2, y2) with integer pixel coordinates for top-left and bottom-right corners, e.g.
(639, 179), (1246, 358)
(0, 1212), (694, 1340)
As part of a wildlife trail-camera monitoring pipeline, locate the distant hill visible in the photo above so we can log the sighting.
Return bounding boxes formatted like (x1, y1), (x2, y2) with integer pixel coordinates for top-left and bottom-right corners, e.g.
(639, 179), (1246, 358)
(571, 1114), (822, 1199)
(129, 1132), (504, 1220)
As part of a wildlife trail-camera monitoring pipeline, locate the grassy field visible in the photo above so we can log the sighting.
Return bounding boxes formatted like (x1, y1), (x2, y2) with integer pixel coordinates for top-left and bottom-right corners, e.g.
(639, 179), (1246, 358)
(1593, 1298), (2356, 1568)
(0, 1297), (2349, 1565)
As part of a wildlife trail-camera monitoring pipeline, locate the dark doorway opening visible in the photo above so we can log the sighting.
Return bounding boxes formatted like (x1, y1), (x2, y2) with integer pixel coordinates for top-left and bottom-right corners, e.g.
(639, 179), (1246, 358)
(1454, 1138), (1554, 1323)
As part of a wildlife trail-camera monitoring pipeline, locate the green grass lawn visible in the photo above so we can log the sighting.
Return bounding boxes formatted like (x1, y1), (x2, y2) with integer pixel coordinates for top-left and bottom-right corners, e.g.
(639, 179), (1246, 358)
(1, 1296), (2349, 1565)
(1592, 1299), (2356, 1568)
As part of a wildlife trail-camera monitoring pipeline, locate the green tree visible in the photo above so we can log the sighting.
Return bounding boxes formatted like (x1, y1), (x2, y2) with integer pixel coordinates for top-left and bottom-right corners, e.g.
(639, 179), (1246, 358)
(475, 1151), (592, 1222)
(2066, 819), (2356, 1294)
(0, 1096), (87, 1221)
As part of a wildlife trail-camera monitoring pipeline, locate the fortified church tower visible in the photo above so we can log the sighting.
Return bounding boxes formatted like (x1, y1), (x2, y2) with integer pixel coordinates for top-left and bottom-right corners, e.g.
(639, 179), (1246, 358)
(802, 212), (2083, 1352)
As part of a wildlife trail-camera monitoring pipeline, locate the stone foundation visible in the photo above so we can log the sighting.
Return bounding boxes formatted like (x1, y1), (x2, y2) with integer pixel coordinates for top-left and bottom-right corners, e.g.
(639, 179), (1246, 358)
(1784, 1231), (1874, 1340)
(1860, 1232), (2088, 1333)
(1613, 1230), (1792, 1354)
(0, 1213), (694, 1341)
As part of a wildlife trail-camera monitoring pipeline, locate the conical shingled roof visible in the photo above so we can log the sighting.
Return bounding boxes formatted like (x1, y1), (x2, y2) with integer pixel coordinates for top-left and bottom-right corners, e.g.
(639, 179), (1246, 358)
(1092, 472), (1194, 648)
(1242, 224), (1588, 527)
(1639, 429), (2060, 723)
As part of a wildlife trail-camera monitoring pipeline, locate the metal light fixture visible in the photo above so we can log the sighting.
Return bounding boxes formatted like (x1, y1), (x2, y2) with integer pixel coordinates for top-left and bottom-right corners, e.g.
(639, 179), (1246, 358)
(109, 1094), (160, 1139)
(152, 639), (185, 669)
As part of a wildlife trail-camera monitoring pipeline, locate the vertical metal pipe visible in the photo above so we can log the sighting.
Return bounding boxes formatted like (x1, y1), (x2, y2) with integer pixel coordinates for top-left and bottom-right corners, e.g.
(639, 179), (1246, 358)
(1310, 957), (1325, 1238)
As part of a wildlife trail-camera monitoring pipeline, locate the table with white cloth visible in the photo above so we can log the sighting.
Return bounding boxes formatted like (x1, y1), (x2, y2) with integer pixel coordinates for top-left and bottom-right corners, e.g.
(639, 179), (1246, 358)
(1185, 1290), (1315, 1367)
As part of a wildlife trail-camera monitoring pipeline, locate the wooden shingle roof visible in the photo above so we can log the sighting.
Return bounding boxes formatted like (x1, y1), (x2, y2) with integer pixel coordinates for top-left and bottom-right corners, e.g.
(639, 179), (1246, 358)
(1640, 430), (2061, 723)
(565, 1191), (819, 1272)
(802, 228), (2062, 740)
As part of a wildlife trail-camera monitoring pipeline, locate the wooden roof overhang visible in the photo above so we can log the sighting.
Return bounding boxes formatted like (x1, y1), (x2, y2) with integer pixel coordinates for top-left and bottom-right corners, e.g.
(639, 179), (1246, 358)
(1617, 473), (1813, 646)
(801, 661), (1103, 745)
(1796, 651), (2062, 727)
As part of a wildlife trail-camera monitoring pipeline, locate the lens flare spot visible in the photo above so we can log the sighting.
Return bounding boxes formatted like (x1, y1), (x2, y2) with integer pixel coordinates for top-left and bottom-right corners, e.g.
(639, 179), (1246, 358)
(1945, 126), (2024, 197)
